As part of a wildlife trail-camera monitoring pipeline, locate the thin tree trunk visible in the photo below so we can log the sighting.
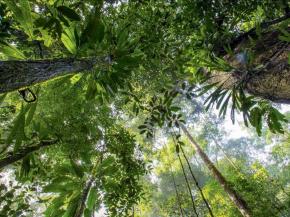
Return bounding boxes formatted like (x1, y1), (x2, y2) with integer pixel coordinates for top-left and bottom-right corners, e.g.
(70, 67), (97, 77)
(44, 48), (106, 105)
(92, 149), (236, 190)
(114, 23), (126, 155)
(170, 167), (185, 217)
(180, 146), (215, 217)
(212, 138), (240, 172)
(74, 177), (94, 217)
(0, 57), (105, 94)
(180, 123), (252, 217)
(177, 153), (199, 217)
(74, 155), (103, 217)
(0, 140), (57, 170)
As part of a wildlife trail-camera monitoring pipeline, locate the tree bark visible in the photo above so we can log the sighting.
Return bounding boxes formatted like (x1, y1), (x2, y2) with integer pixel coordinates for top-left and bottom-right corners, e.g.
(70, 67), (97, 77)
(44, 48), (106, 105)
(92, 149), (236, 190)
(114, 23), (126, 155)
(0, 57), (103, 94)
(210, 27), (290, 104)
(0, 140), (57, 170)
(180, 123), (252, 217)
(74, 177), (94, 217)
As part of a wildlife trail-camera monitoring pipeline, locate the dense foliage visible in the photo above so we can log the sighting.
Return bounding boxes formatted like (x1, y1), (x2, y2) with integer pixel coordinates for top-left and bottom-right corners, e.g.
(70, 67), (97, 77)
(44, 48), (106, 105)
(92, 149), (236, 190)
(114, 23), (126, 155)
(0, 0), (289, 216)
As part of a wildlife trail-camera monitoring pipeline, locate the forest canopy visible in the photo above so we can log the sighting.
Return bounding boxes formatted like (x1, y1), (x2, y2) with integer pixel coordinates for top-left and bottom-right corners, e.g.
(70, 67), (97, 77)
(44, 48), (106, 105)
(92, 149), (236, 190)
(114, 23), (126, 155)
(0, 0), (289, 216)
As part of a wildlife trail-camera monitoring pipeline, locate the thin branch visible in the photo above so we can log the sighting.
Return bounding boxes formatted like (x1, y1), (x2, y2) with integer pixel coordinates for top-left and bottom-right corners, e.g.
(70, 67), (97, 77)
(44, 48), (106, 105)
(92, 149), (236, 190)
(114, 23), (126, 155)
(180, 145), (215, 217)
(172, 134), (199, 216)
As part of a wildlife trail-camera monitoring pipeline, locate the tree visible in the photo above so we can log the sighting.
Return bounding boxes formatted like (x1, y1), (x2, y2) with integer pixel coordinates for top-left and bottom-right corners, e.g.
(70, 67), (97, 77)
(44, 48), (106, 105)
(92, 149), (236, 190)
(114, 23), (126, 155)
(0, 0), (290, 216)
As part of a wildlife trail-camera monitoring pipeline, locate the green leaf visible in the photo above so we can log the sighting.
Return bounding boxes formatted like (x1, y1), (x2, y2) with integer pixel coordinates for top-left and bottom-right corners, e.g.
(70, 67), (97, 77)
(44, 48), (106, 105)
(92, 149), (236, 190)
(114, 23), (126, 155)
(0, 42), (25, 59)
(81, 16), (105, 45)
(7, 105), (27, 150)
(70, 158), (84, 178)
(170, 106), (181, 112)
(249, 107), (262, 136)
(86, 187), (98, 210)
(44, 196), (65, 217)
(61, 34), (76, 54)
(85, 80), (98, 100)
(62, 194), (80, 217)
(0, 93), (7, 105)
(57, 6), (81, 21)
(84, 208), (92, 217)
(25, 88), (40, 126)
(6, 0), (33, 38)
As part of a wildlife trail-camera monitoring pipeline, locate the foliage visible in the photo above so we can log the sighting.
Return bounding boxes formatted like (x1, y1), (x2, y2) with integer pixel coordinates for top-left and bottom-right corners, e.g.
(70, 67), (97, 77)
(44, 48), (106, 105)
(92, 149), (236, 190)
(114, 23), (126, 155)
(0, 0), (289, 216)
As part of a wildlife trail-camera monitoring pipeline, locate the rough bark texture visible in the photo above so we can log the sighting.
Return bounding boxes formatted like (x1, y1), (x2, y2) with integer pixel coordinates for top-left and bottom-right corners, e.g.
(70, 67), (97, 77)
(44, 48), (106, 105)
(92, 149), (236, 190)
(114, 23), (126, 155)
(180, 124), (252, 217)
(0, 58), (99, 94)
(210, 27), (290, 104)
(0, 140), (57, 170)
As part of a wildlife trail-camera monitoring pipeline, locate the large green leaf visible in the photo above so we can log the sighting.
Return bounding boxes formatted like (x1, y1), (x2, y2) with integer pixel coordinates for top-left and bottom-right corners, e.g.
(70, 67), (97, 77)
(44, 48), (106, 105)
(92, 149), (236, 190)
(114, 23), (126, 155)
(81, 16), (105, 45)
(61, 27), (77, 54)
(57, 6), (81, 21)
(86, 187), (98, 210)
(6, 105), (28, 151)
(6, 0), (34, 38)
(0, 42), (25, 59)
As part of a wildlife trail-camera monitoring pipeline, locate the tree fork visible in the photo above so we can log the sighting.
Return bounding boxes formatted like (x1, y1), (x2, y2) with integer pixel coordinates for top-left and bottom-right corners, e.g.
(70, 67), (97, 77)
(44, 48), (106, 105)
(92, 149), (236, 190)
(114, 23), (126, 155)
(179, 123), (252, 217)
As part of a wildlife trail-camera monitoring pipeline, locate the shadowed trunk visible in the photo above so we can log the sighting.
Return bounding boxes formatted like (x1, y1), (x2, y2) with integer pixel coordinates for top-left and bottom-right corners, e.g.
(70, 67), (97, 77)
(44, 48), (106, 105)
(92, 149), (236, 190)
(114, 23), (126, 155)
(180, 123), (252, 217)
(0, 58), (103, 94)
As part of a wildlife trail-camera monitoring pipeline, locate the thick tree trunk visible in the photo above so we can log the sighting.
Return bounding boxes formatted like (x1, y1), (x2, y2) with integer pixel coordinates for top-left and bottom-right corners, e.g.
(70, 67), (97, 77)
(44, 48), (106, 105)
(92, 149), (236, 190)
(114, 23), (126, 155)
(210, 27), (290, 104)
(180, 124), (252, 217)
(0, 58), (101, 94)
(0, 140), (56, 170)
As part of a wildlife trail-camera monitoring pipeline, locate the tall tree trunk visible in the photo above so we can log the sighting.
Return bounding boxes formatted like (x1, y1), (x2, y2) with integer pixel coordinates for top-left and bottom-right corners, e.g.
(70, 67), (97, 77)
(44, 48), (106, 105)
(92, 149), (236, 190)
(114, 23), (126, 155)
(0, 58), (103, 94)
(180, 146), (215, 217)
(0, 140), (57, 170)
(180, 123), (252, 217)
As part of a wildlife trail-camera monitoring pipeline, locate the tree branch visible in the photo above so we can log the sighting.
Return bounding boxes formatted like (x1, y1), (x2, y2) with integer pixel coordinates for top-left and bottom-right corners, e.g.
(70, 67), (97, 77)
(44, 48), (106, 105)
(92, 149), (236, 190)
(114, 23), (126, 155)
(0, 140), (58, 170)
(217, 12), (290, 55)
